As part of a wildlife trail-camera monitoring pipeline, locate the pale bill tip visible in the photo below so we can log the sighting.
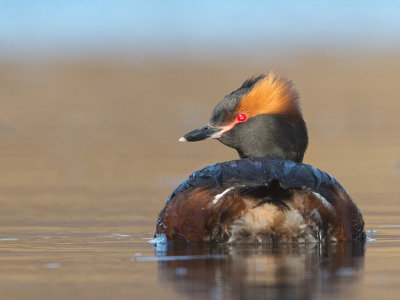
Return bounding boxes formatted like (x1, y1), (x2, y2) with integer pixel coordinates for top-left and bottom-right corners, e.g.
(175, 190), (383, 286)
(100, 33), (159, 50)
(178, 137), (187, 142)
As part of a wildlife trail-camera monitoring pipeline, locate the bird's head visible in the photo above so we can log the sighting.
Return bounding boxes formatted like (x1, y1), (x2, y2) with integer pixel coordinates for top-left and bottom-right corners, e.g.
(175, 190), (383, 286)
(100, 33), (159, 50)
(180, 73), (308, 162)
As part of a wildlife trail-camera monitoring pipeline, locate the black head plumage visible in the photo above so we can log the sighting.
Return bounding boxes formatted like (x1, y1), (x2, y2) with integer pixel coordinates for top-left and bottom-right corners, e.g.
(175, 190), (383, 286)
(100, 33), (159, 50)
(181, 73), (308, 162)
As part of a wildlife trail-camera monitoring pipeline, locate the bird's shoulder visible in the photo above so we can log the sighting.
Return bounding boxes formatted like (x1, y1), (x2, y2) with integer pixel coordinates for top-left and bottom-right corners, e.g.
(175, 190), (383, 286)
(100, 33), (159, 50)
(166, 158), (344, 204)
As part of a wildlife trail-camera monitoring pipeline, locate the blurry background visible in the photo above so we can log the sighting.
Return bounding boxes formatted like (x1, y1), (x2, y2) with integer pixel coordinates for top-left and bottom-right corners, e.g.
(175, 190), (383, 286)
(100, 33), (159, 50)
(0, 0), (399, 230)
(1, 1), (400, 299)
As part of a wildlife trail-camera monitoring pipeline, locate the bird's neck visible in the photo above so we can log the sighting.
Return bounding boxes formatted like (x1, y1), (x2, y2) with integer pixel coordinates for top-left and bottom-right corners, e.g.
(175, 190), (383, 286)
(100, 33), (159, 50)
(226, 115), (308, 163)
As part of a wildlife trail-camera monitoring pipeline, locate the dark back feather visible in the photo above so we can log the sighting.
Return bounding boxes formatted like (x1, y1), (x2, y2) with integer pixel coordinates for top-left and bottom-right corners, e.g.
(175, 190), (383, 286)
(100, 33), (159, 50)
(167, 158), (341, 204)
(162, 158), (365, 242)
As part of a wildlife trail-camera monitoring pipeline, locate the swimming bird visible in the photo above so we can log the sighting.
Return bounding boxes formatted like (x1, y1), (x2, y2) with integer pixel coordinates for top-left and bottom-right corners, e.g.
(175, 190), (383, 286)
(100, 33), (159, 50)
(155, 73), (365, 244)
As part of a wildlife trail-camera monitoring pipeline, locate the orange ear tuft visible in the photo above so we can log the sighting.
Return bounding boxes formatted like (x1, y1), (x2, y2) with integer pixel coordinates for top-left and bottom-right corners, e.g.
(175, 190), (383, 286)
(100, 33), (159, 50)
(235, 73), (301, 118)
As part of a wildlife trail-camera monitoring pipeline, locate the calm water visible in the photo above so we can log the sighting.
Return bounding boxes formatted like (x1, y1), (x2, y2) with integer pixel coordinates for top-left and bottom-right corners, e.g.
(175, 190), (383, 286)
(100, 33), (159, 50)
(0, 57), (399, 299)
(0, 223), (399, 299)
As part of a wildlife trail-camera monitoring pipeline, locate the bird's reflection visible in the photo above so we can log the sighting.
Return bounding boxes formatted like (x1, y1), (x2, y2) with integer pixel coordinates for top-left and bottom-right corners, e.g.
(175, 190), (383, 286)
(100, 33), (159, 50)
(154, 241), (365, 300)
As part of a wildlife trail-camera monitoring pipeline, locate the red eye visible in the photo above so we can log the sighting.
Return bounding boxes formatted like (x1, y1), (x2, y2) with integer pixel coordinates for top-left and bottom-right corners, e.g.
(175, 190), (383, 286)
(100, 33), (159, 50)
(236, 113), (248, 122)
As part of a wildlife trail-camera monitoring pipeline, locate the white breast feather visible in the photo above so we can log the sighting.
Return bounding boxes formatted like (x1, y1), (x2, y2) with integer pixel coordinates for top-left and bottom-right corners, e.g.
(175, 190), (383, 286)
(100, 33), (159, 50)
(312, 192), (334, 210)
(212, 187), (234, 205)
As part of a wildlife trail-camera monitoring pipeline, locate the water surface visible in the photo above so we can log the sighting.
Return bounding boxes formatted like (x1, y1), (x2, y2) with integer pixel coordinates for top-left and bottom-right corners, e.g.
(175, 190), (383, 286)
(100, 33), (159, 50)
(0, 55), (399, 299)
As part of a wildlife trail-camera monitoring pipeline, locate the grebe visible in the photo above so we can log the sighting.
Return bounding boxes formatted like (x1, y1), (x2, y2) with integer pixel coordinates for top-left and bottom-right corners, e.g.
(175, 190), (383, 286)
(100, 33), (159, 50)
(155, 73), (365, 243)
